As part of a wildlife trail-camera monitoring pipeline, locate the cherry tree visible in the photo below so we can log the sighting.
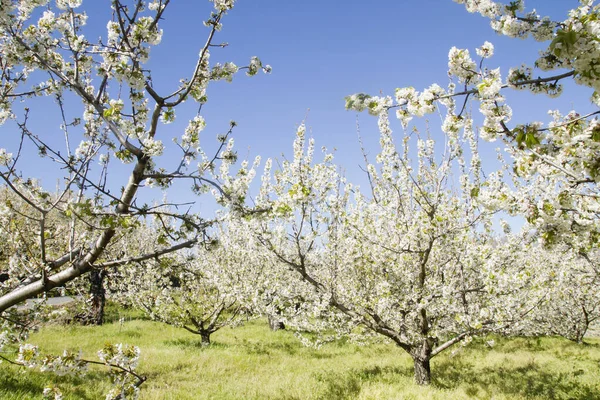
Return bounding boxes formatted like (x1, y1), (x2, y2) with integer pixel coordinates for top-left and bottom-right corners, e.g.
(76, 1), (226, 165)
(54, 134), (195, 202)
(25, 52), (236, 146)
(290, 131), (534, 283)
(0, 0), (268, 313)
(244, 119), (548, 385)
(0, 0), (267, 397)
(346, 0), (600, 252)
(117, 254), (246, 346)
(528, 246), (600, 343)
(112, 214), (264, 346)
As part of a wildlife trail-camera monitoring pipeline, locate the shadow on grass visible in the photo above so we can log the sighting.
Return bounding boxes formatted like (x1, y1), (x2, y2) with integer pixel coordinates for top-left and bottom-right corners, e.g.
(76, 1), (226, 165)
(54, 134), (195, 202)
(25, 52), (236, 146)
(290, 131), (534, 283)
(0, 367), (105, 400)
(433, 357), (600, 400)
(164, 336), (303, 355)
(307, 358), (599, 400)
(0, 370), (45, 399)
(103, 302), (149, 324)
(238, 339), (300, 356)
(163, 338), (230, 350)
(483, 335), (600, 354)
(312, 365), (407, 400)
(241, 339), (354, 358)
(119, 329), (142, 339)
(307, 350), (335, 360)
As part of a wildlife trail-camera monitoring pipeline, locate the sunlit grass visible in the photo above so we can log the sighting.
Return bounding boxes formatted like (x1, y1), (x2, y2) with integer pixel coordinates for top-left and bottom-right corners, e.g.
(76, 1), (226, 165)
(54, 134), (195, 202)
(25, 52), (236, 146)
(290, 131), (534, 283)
(1, 317), (599, 399)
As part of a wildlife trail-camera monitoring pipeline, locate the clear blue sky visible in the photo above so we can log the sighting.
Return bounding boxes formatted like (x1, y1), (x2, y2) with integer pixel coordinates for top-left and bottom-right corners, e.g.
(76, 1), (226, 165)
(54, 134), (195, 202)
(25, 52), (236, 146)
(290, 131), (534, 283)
(3, 0), (592, 217)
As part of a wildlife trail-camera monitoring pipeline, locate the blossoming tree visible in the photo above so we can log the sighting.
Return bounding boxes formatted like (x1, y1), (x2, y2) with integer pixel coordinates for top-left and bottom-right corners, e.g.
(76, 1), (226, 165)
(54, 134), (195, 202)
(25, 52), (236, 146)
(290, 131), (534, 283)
(112, 215), (265, 346)
(0, 0), (267, 397)
(245, 120), (549, 385)
(528, 246), (600, 343)
(346, 0), (600, 252)
(0, 0), (268, 312)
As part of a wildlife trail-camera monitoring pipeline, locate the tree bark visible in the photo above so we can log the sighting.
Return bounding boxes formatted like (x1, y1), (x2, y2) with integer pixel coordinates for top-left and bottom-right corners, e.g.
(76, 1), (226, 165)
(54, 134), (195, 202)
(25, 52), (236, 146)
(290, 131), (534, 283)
(411, 339), (434, 385)
(88, 269), (106, 325)
(200, 330), (211, 346)
(76, 269), (106, 325)
(268, 315), (285, 331)
(413, 356), (432, 385)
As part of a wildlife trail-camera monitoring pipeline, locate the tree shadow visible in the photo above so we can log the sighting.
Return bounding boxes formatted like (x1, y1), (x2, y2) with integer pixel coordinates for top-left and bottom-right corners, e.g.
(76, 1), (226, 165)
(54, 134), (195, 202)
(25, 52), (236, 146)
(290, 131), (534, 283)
(163, 337), (230, 350)
(119, 329), (142, 339)
(311, 365), (408, 400)
(239, 339), (301, 356)
(307, 350), (335, 359)
(0, 367), (104, 400)
(484, 335), (600, 354)
(313, 353), (599, 400)
(312, 369), (363, 400)
(433, 357), (600, 399)
(0, 370), (45, 399)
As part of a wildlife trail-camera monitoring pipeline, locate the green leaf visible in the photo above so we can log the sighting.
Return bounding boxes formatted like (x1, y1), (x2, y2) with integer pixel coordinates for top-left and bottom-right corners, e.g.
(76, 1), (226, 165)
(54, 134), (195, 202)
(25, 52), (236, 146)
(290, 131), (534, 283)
(591, 126), (600, 142)
(549, 29), (578, 57)
(157, 234), (168, 246)
(525, 131), (540, 148)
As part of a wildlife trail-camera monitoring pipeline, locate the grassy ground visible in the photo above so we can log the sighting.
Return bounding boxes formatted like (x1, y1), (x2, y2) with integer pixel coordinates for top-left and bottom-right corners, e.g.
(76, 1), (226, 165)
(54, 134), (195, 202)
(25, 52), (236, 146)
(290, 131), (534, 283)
(0, 316), (599, 399)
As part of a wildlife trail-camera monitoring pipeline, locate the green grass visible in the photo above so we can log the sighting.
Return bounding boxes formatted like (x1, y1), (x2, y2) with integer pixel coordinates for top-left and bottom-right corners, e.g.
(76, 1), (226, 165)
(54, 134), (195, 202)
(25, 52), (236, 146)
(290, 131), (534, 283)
(1, 319), (599, 399)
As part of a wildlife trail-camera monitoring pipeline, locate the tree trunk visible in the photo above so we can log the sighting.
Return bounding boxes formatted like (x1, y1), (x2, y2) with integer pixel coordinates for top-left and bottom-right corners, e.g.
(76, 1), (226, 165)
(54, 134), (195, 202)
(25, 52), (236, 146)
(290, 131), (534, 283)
(413, 356), (432, 385)
(200, 330), (211, 346)
(88, 269), (106, 325)
(411, 339), (434, 385)
(575, 330), (587, 345)
(268, 315), (285, 331)
(76, 269), (106, 325)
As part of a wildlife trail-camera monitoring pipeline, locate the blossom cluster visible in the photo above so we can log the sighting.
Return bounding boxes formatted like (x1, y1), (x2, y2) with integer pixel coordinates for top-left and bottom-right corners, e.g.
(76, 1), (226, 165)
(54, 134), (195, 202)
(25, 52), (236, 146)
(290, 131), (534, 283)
(11, 341), (142, 399)
(98, 343), (141, 370)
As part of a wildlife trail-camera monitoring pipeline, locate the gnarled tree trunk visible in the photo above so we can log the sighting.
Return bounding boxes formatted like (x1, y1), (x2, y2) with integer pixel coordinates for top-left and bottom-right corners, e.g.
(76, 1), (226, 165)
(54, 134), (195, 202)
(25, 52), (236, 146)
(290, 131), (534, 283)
(76, 269), (106, 325)
(411, 339), (434, 385)
(88, 269), (106, 325)
(199, 330), (211, 346)
(413, 356), (432, 385)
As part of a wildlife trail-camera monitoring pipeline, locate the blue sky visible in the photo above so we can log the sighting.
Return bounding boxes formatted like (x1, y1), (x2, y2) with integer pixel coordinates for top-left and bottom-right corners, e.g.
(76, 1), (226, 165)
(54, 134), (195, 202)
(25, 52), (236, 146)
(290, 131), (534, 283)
(154, 0), (589, 167)
(3, 0), (593, 217)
